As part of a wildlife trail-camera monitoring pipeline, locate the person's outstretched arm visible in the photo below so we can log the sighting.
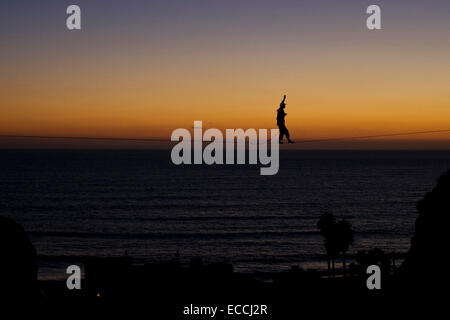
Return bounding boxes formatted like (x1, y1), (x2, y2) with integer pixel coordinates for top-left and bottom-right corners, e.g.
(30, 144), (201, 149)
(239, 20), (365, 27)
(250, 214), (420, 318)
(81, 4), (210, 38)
(281, 95), (286, 103)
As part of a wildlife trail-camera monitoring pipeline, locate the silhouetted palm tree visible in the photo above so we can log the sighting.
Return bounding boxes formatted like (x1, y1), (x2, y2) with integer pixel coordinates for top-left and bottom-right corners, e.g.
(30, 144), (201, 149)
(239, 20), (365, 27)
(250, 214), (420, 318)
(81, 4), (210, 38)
(317, 213), (354, 277)
(318, 213), (338, 277)
(334, 220), (354, 276)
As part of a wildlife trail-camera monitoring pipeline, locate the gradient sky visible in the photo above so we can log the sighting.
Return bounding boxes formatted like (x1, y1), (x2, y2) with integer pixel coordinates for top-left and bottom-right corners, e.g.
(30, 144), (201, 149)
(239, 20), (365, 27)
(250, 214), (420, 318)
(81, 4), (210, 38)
(1, 0), (449, 148)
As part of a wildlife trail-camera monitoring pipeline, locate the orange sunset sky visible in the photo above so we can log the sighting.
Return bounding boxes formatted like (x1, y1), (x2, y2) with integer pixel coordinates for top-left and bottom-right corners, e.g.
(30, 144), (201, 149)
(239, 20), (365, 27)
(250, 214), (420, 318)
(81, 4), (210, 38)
(1, 0), (449, 149)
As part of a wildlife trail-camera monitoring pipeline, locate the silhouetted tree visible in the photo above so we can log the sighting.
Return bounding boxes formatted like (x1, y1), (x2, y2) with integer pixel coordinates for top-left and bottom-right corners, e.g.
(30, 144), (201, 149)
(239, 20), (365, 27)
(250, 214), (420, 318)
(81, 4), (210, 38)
(0, 216), (38, 301)
(334, 220), (354, 276)
(400, 169), (450, 291)
(317, 213), (338, 277)
(317, 213), (354, 277)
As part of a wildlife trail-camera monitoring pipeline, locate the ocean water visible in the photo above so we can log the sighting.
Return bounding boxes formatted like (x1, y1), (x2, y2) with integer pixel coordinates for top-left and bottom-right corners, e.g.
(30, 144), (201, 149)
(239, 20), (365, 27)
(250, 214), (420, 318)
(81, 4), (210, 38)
(1, 149), (450, 280)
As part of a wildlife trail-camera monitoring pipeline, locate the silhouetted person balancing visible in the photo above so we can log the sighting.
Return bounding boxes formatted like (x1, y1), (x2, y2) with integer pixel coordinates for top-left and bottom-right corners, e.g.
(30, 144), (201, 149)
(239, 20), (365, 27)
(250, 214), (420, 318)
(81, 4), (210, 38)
(277, 95), (294, 144)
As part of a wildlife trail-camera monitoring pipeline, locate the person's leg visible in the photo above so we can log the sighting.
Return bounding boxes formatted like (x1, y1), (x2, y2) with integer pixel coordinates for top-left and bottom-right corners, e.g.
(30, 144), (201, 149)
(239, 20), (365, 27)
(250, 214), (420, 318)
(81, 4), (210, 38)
(285, 127), (294, 143)
(278, 125), (285, 142)
(285, 128), (290, 140)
